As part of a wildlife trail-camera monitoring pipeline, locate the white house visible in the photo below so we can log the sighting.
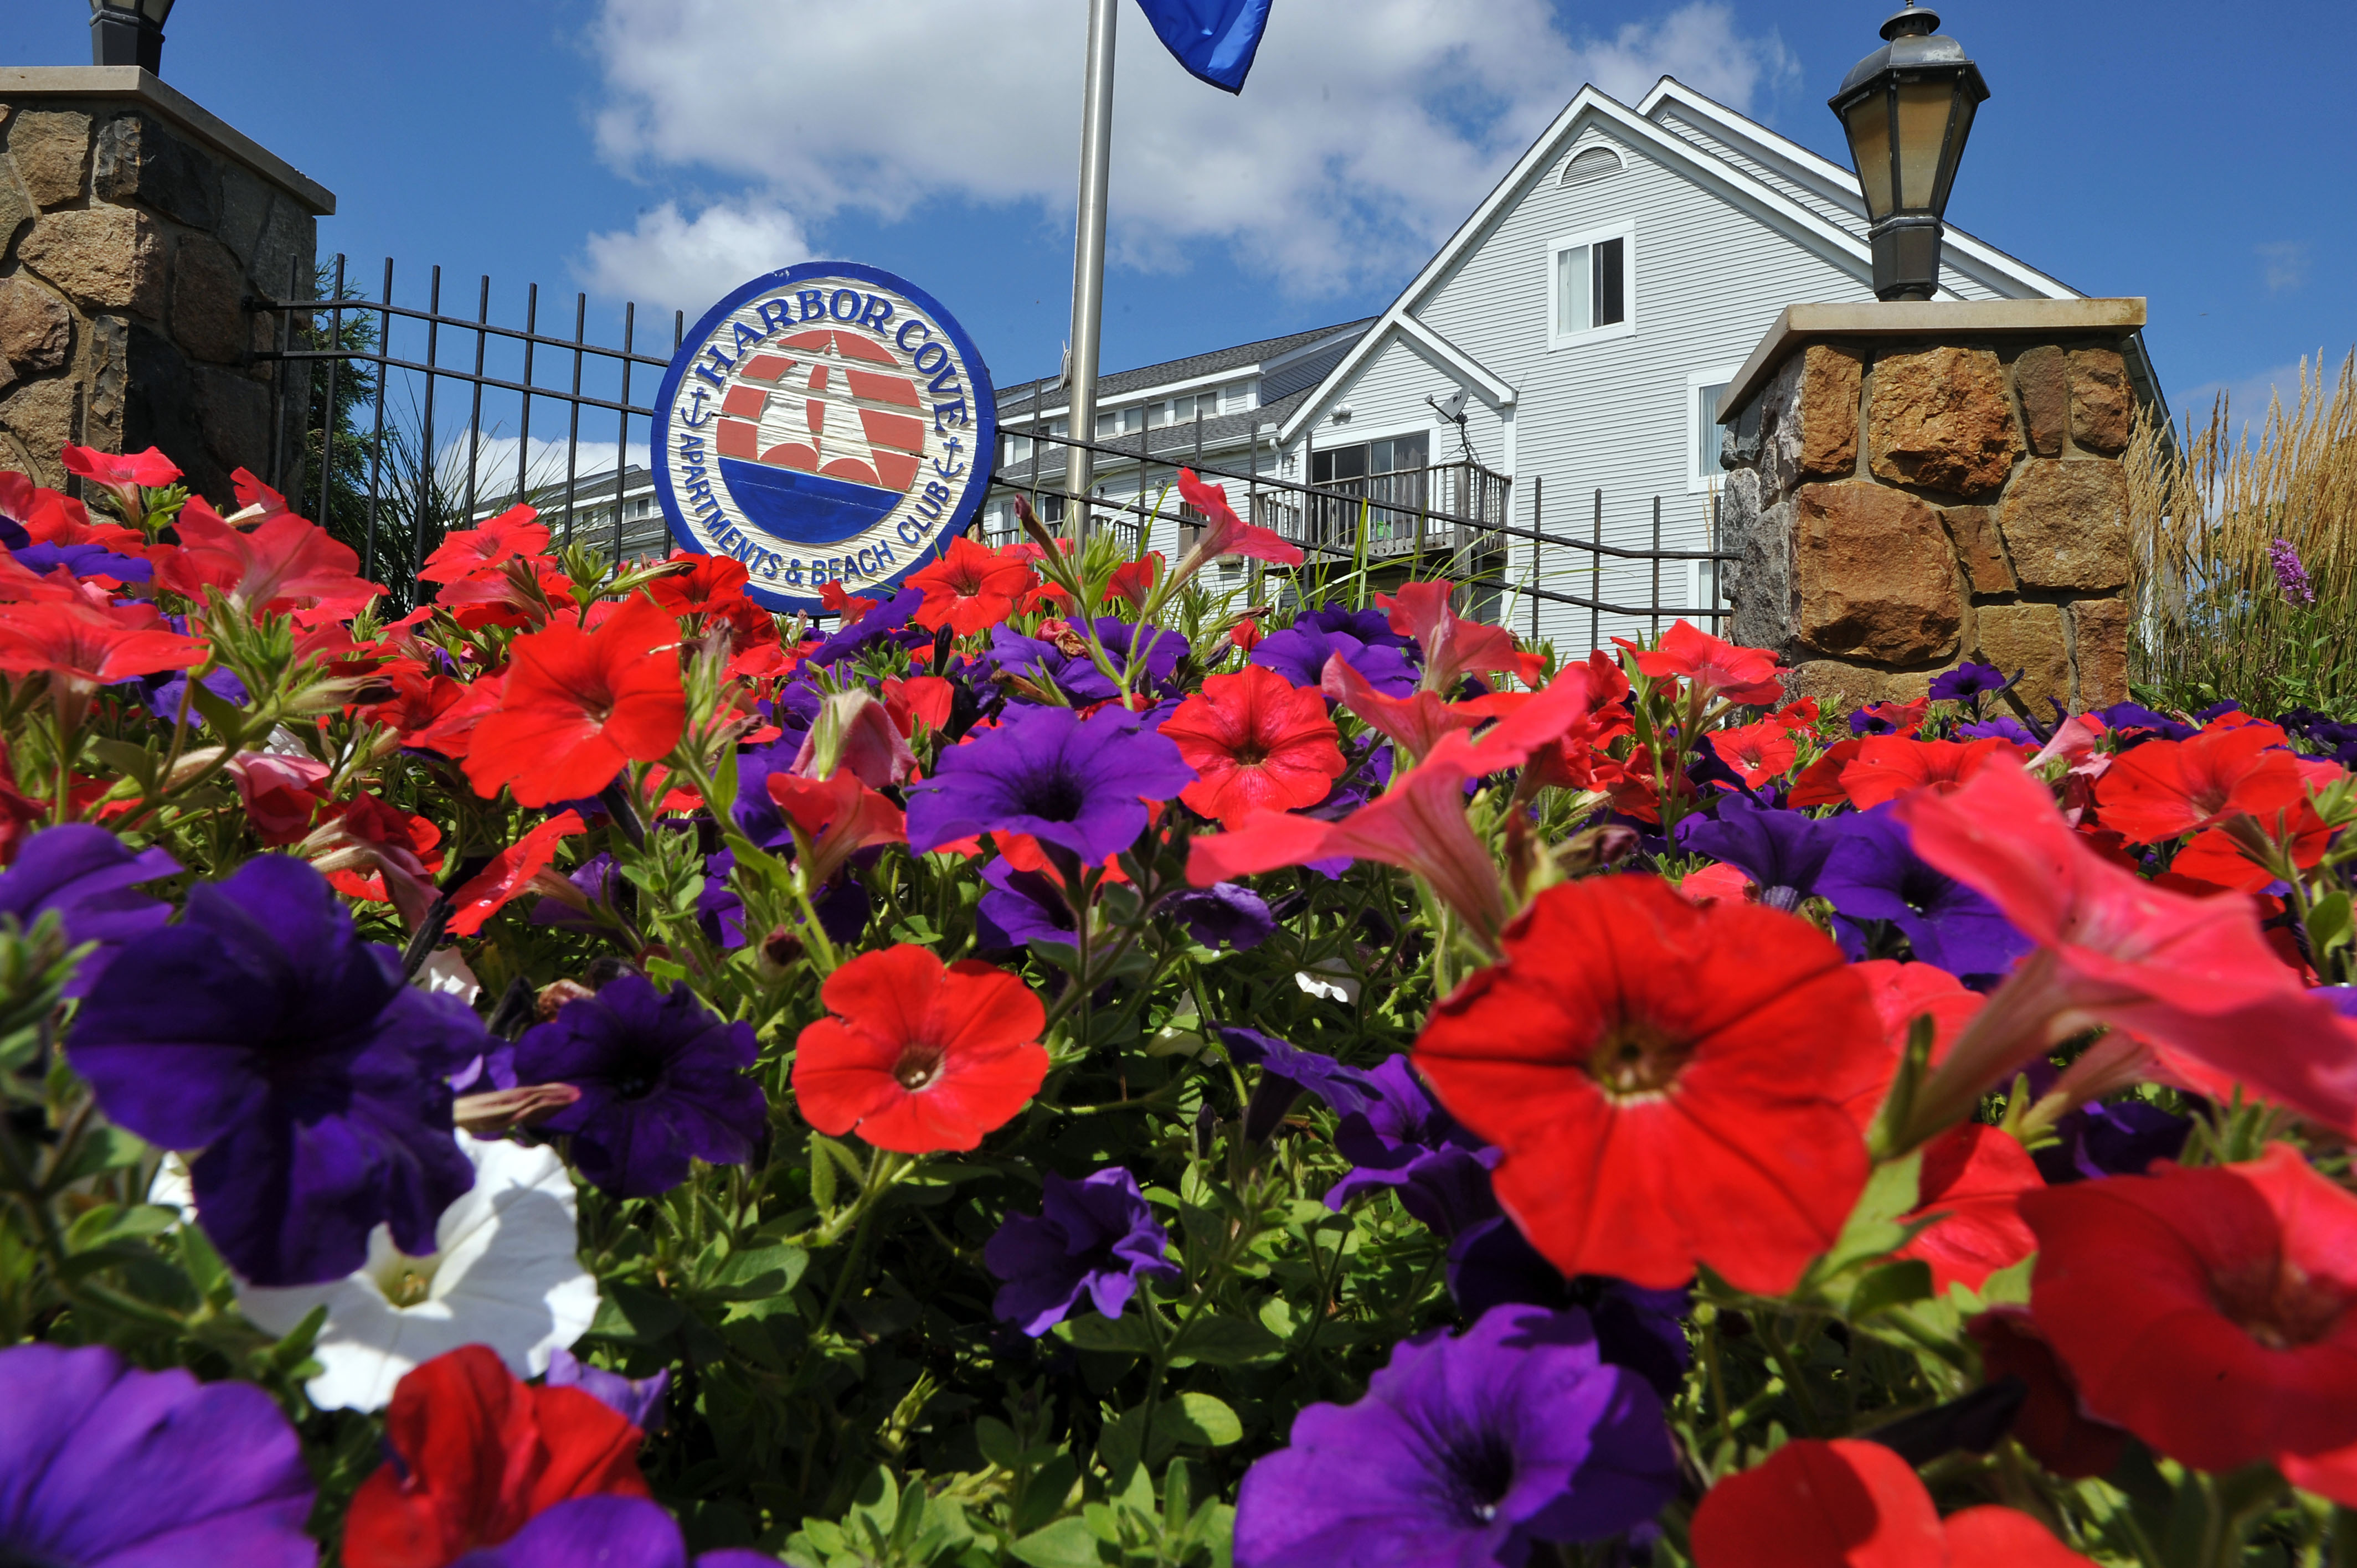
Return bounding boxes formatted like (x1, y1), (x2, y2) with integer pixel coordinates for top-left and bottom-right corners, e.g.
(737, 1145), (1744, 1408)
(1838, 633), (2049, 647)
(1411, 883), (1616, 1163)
(992, 75), (2165, 657)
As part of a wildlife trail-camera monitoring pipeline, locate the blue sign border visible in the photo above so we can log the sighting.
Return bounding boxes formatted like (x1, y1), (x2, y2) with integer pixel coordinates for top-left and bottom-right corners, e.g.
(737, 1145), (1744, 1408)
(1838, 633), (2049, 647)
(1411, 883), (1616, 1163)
(649, 260), (999, 615)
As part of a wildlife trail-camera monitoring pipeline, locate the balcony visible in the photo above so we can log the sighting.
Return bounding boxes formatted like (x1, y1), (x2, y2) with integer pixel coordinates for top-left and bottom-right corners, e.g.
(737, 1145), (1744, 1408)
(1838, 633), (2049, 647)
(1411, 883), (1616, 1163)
(1252, 460), (1511, 562)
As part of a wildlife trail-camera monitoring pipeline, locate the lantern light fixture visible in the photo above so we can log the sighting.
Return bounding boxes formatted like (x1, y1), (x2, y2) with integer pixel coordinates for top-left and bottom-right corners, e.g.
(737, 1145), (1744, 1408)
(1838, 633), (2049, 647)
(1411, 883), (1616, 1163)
(1829, 3), (1990, 302)
(89, 0), (176, 75)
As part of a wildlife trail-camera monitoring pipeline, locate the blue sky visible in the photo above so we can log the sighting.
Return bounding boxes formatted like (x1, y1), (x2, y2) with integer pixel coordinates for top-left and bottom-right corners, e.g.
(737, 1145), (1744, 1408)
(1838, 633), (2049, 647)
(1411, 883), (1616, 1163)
(20, 1), (2354, 425)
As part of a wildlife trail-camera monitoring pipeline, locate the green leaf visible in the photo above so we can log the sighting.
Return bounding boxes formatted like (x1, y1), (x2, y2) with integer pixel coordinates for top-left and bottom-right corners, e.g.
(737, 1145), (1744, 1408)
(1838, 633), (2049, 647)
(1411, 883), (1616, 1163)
(707, 1243), (807, 1301)
(975, 1416), (1026, 1472)
(185, 677), (249, 746)
(1811, 1151), (1923, 1283)
(1160, 1392), (1242, 1448)
(1058, 1311), (1155, 1358)
(589, 1281), (683, 1343)
(2310, 890), (2354, 956)
(1167, 1314), (1283, 1368)
(1010, 1517), (1104, 1568)
(1846, 1258), (1934, 1319)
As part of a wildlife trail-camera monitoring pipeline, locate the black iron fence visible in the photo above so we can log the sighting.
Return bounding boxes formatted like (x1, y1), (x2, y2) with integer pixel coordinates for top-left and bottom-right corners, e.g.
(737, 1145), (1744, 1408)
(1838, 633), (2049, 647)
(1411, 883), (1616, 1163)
(250, 255), (1735, 642)
(251, 254), (681, 594)
(985, 429), (1738, 641)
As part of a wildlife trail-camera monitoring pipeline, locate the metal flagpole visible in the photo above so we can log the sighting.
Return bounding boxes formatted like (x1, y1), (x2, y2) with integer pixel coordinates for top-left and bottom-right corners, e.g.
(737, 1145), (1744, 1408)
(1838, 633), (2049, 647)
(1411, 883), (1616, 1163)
(1066, 0), (1118, 543)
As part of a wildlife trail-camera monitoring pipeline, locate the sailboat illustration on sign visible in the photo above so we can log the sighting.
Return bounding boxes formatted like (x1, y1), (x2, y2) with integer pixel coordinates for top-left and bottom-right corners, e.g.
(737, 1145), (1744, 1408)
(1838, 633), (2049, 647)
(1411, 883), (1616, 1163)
(712, 328), (928, 548)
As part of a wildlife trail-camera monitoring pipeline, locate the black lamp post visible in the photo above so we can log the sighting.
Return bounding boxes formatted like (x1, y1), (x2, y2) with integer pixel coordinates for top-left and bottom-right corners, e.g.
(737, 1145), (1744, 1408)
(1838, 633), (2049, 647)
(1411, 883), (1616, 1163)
(89, 0), (175, 75)
(1829, 3), (1989, 302)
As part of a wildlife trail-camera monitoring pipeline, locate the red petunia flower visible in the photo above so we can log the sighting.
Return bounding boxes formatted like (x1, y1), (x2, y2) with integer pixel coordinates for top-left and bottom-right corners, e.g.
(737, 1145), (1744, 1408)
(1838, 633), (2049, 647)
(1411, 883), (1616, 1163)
(2166, 800), (2334, 893)
(1413, 874), (1886, 1293)
(156, 496), (382, 618)
(1789, 736), (1866, 808)
(313, 793), (446, 929)
(1896, 762), (2357, 1137)
(1229, 616), (1263, 653)
(60, 444), (180, 523)
(791, 944), (1047, 1153)
(881, 673), (954, 736)
(227, 466), (289, 523)
(1691, 1438), (2095, 1567)
(1320, 652), (1479, 762)
(766, 767), (907, 888)
(1709, 718), (1797, 789)
(1377, 579), (1521, 694)
(1895, 1123), (2043, 1294)
(2093, 723), (2307, 844)
(464, 596), (686, 807)
(225, 750), (334, 846)
(1160, 664), (1344, 828)
(1837, 736), (2019, 811)
(818, 578), (878, 625)
(1187, 733), (1509, 941)
(442, 811), (587, 936)
(645, 551), (753, 618)
(1106, 551), (1161, 611)
(907, 536), (1035, 636)
(1964, 1309), (2127, 1479)
(0, 600), (203, 729)
(1174, 469), (1302, 568)
(342, 1344), (649, 1568)
(2020, 1143), (2357, 1488)
(1628, 620), (1787, 705)
(417, 505), (550, 585)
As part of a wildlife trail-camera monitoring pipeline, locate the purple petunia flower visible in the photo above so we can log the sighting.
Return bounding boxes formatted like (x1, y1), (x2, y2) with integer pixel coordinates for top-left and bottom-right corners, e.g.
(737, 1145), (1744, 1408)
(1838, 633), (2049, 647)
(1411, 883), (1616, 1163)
(66, 855), (483, 1287)
(1445, 1219), (1693, 1401)
(2271, 538), (2317, 606)
(1164, 881), (1275, 950)
(1218, 1025), (1383, 1140)
(807, 585), (925, 666)
(510, 972), (765, 1198)
(0, 1341), (316, 1568)
(547, 1346), (670, 1432)
(138, 664), (249, 728)
(1325, 1056), (1502, 1238)
(448, 1494), (776, 1568)
(1674, 797), (1838, 913)
(0, 823), (179, 995)
(1956, 716), (2038, 745)
(1928, 662), (2016, 704)
(1816, 807), (2032, 981)
(2030, 1095), (2194, 1185)
(905, 703), (1196, 865)
(1234, 1304), (1676, 1568)
(976, 858), (1078, 949)
(984, 1166), (1181, 1336)
(1250, 621), (1418, 697)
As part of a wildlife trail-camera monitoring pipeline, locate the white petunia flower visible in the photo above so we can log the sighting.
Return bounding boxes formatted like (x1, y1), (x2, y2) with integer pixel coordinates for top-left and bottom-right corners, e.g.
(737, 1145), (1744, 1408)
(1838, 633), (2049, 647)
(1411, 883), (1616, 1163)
(237, 1133), (599, 1412)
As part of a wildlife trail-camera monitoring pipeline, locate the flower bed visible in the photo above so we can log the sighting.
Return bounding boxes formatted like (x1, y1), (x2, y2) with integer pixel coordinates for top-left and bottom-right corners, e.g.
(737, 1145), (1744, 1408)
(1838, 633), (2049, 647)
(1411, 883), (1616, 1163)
(0, 447), (2353, 1567)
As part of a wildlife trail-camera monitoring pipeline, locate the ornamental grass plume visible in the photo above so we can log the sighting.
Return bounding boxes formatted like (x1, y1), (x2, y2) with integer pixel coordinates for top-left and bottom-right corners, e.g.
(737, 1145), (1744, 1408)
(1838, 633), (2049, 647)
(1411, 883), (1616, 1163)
(791, 943), (1048, 1153)
(1413, 874), (1887, 1294)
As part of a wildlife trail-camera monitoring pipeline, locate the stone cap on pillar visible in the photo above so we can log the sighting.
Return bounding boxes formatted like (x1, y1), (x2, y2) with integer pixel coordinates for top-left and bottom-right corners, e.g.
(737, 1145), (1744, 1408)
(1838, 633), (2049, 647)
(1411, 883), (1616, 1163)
(1717, 298), (2147, 426)
(0, 65), (334, 216)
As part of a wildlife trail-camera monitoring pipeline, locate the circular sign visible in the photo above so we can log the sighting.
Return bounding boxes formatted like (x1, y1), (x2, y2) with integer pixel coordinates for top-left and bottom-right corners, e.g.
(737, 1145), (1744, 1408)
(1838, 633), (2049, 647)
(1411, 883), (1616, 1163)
(650, 262), (998, 613)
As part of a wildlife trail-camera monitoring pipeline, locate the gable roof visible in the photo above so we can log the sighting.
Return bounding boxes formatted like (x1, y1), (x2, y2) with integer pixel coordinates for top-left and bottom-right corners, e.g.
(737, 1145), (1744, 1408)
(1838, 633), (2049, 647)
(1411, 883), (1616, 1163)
(992, 317), (1373, 416)
(1277, 76), (2091, 443)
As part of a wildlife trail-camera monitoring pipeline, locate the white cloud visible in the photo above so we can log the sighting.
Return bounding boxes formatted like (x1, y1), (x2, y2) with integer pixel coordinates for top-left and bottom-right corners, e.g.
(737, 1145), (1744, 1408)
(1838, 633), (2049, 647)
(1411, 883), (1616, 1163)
(583, 1), (1795, 297)
(435, 434), (653, 508)
(2256, 241), (2310, 295)
(2174, 358), (2312, 435)
(578, 198), (812, 316)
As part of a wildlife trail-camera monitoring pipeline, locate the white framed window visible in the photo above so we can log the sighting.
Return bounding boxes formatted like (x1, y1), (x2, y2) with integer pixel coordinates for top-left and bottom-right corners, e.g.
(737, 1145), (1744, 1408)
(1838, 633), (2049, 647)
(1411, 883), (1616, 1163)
(1685, 365), (1741, 491)
(1686, 558), (1723, 619)
(1547, 223), (1635, 349)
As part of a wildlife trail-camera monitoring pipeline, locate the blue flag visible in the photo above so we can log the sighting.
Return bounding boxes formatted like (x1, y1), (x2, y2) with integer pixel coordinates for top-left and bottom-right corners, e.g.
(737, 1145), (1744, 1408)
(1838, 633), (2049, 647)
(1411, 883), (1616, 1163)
(1132, 0), (1272, 94)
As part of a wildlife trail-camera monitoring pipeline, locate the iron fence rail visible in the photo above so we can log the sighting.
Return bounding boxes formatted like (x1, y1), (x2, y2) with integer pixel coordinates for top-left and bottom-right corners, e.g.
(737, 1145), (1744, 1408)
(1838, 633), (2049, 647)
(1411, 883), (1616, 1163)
(248, 257), (1735, 641)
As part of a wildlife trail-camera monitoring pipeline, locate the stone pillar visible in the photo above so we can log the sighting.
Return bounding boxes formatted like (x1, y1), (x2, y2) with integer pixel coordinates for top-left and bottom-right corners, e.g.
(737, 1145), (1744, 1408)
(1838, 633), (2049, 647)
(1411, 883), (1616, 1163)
(1716, 300), (2152, 718)
(0, 66), (334, 499)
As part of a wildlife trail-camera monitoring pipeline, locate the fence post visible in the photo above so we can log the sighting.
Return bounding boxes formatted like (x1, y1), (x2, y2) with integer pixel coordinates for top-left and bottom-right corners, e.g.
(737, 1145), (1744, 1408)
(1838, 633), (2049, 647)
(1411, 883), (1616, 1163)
(317, 254), (346, 533)
(414, 266), (443, 585)
(562, 293), (586, 543)
(1649, 496), (1663, 642)
(464, 275), (490, 522)
(614, 302), (636, 564)
(1530, 475), (1542, 642)
(362, 259), (393, 582)
(1589, 488), (1601, 653)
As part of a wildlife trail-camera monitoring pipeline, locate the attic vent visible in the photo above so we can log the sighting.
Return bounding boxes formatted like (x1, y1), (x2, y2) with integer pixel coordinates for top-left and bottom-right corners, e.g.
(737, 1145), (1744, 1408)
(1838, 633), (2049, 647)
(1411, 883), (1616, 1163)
(1560, 145), (1623, 187)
